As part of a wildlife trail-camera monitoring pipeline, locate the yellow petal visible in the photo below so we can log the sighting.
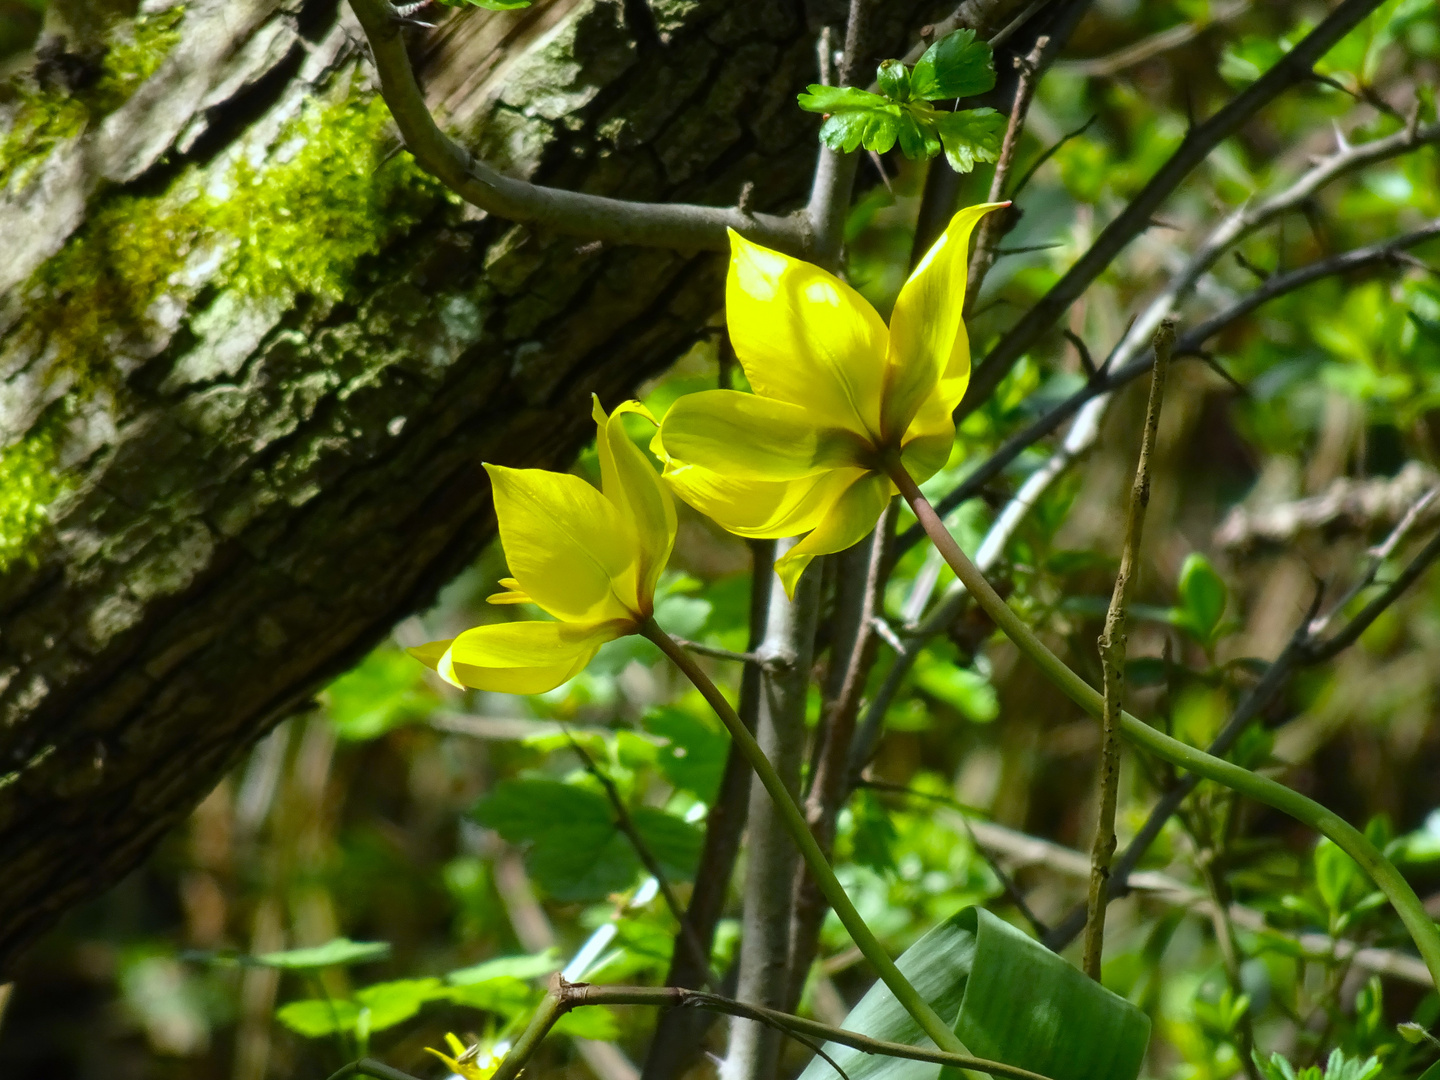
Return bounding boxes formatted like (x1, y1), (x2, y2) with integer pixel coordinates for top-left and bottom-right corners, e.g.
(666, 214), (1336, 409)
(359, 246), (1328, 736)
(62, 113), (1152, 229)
(658, 389), (862, 482)
(727, 229), (888, 438)
(881, 203), (1007, 441)
(409, 638), (453, 672)
(592, 396), (676, 611)
(773, 473), (894, 598)
(487, 464), (638, 624)
(664, 461), (867, 539)
(437, 620), (622, 694)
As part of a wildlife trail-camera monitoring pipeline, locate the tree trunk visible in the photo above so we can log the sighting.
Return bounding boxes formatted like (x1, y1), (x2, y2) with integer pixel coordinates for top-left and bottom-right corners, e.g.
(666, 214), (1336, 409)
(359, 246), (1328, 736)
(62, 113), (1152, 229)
(0, 0), (959, 972)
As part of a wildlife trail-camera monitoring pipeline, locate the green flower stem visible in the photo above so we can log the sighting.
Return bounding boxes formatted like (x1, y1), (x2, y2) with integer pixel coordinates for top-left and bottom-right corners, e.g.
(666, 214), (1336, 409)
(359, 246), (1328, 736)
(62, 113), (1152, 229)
(490, 986), (566, 1080)
(887, 464), (1440, 988)
(642, 618), (967, 1054)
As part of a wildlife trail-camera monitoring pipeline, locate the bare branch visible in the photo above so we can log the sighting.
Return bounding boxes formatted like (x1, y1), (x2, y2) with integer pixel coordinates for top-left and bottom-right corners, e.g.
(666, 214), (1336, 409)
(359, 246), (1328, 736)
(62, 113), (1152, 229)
(965, 34), (1050, 311)
(1306, 524), (1440, 662)
(346, 0), (807, 253)
(1084, 321), (1173, 979)
(958, 0), (1398, 418)
(1058, 0), (1251, 78)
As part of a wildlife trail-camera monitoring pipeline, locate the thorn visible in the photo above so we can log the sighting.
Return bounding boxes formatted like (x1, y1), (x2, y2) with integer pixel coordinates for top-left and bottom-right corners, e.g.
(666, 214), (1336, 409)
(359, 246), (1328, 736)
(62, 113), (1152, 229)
(1233, 250), (1271, 282)
(1063, 328), (1097, 378)
(1332, 119), (1352, 154)
(1147, 216), (1183, 231)
(868, 150), (894, 193)
(737, 181), (755, 214)
(1192, 350), (1248, 396)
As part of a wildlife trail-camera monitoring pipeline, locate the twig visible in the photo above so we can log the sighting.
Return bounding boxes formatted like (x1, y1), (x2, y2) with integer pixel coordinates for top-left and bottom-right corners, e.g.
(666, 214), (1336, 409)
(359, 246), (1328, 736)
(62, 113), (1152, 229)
(1007, 113), (1097, 199)
(959, 816), (1434, 985)
(1305, 524), (1440, 662)
(1083, 320), (1173, 980)
(805, 0), (871, 268)
(958, 0), (1398, 419)
(904, 216), (1440, 557)
(671, 638), (774, 668)
(345, 0), (806, 253)
(965, 34), (1050, 312)
(1059, 0), (1250, 78)
(486, 978), (1062, 1080)
(564, 733), (721, 991)
(325, 1058), (426, 1080)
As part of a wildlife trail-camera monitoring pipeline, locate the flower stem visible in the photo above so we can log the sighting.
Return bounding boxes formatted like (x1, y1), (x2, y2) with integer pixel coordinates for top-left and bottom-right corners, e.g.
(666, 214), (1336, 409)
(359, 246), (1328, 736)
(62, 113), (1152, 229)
(887, 464), (1440, 989)
(641, 618), (966, 1054)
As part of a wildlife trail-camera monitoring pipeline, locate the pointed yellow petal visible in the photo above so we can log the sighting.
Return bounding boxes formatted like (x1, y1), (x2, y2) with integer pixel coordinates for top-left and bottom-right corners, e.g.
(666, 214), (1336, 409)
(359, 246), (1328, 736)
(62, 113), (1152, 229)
(658, 389), (861, 482)
(592, 396), (676, 612)
(727, 229), (888, 438)
(445, 1034), (468, 1057)
(409, 638), (454, 672)
(437, 620), (621, 694)
(487, 464), (637, 624)
(773, 473), (894, 598)
(664, 462), (866, 539)
(881, 203), (1007, 441)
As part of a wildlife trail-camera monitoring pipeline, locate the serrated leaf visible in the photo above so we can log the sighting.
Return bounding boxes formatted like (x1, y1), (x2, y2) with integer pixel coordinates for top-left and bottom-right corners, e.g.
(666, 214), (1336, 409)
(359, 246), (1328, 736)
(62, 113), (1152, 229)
(910, 28), (996, 100)
(353, 978), (447, 1032)
(798, 85), (892, 114)
(850, 789), (898, 875)
(644, 706), (728, 802)
(795, 907), (1149, 1080)
(895, 109), (938, 160)
(256, 938), (391, 970)
(473, 779), (640, 900)
(819, 108), (903, 155)
(276, 998), (361, 1038)
(447, 949), (563, 986)
(631, 806), (703, 881)
(936, 108), (1004, 174)
(448, 975), (536, 1016)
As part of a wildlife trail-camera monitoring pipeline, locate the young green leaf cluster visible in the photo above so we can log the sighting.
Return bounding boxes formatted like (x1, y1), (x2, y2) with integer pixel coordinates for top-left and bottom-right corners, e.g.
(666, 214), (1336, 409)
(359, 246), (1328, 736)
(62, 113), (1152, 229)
(797, 29), (1005, 173)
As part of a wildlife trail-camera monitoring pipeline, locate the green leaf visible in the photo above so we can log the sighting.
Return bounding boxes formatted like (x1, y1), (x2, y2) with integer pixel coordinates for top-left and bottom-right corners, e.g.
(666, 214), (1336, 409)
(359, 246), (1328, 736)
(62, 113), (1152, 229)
(912, 652), (998, 723)
(876, 59), (912, 101)
(631, 806), (703, 881)
(850, 789), (898, 875)
(433, 0), (531, 8)
(644, 706), (729, 802)
(935, 108), (1004, 174)
(1173, 553), (1228, 646)
(473, 779), (641, 900)
(353, 978), (447, 1032)
(910, 28), (996, 100)
(795, 907), (1150, 1080)
(447, 949), (563, 986)
(1314, 837), (1361, 915)
(255, 938), (391, 970)
(554, 1007), (622, 1040)
(448, 975), (536, 1016)
(324, 645), (439, 741)
(896, 109), (940, 161)
(798, 85), (892, 114)
(276, 998), (361, 1038)
(818, 107), (903, 155)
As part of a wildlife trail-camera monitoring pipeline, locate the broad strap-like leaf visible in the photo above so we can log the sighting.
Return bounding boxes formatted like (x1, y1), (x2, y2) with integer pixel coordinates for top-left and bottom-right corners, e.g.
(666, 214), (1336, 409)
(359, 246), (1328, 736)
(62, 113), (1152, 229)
(796, 907), (1151, 1080)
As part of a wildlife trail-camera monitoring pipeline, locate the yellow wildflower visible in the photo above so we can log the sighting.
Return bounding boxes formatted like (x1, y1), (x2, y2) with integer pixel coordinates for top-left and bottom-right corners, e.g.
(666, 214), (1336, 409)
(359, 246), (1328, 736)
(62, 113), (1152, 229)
(410, 398), (675, 693)
(654, 204), (1004, 596)
(425, 1031), (504, 1080)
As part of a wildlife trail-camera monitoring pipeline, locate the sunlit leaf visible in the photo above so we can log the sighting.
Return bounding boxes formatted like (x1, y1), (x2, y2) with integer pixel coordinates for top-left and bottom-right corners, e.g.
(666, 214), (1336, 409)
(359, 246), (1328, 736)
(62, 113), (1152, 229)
(256, 938), (391, 970)
(276, 998), (361, 1037)
(447, 949), (563, 986)
(795, 907), (1150, 1080)
(354, 978), (447, 1031)
(910, 29), (995, 100)
(644, 706), (729, 802)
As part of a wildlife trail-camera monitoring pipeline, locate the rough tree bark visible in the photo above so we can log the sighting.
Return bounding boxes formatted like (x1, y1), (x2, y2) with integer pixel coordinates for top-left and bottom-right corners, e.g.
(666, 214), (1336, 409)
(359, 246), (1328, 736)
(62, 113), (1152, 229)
(0, 0), (962, 972)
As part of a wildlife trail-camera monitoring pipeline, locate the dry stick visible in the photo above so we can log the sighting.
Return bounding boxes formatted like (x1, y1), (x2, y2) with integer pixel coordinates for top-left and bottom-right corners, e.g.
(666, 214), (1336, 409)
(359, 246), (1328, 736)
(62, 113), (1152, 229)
(964, 34), (1049, 313)
(1082, 319), (1173, 980)
(957, 0), (1392, 420)
(884, 464), (1440, 987)
(1058, 0), (1250, 78)
(564, 733), (722, 991)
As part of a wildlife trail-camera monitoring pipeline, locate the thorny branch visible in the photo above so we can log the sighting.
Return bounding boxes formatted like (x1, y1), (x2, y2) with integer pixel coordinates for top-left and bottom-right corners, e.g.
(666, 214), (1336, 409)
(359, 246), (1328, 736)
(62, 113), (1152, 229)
(957, 0), (1395, 418)
(1083, 320), (1173, 980)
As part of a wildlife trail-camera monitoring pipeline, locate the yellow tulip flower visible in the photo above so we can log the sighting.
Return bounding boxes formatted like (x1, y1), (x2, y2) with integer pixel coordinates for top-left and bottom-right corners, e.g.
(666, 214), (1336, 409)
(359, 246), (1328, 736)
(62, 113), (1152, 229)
(410, 397), (675, 693)
(654, 203), (1004, 597)
(425, 1031), (504, 1080)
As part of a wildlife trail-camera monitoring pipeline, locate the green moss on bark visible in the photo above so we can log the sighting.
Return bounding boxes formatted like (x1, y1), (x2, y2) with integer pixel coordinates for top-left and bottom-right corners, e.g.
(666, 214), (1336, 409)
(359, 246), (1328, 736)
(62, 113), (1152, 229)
(0, 406), (71, 572)
(0, 7), (185, 193)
